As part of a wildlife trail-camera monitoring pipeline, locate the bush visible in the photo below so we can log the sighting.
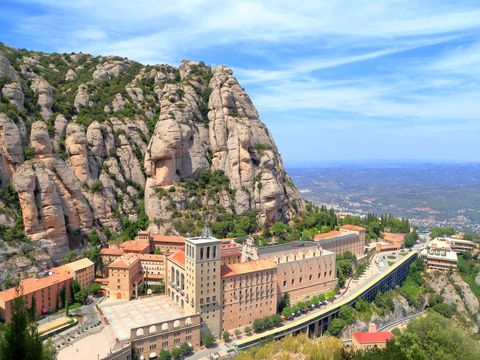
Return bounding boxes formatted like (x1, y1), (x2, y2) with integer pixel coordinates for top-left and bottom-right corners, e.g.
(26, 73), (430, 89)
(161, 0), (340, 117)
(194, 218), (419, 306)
(179, 342), (192, 356)
(24, 146), (35, 160)
(90, 180), (102, 193)
(327, 318), (345, 336)
(201, 332), (215, 347)
(170, 347), (182, 359)
(222, 330), (230, 342)
(338, 306), (355, 324)
(158, 349), (172, 360)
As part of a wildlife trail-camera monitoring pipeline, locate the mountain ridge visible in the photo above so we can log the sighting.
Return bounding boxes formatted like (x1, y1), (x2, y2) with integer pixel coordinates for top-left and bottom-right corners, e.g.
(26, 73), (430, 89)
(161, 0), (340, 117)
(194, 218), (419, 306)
(0, 43), (304, 262)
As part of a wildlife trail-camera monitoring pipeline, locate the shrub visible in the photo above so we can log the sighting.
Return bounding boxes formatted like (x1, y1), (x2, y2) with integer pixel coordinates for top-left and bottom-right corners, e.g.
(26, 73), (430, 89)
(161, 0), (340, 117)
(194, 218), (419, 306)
(90, 180), (102, 193)
(327, 318), (345, 336)
(201, 332), (215, 347)
(222, 330), (230, 342)
(24, 146), (35, 160)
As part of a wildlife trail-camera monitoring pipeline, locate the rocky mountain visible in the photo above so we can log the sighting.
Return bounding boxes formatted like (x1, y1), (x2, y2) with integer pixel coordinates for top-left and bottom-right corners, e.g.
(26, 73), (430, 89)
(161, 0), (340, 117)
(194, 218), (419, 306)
(0, 43), (304, 265)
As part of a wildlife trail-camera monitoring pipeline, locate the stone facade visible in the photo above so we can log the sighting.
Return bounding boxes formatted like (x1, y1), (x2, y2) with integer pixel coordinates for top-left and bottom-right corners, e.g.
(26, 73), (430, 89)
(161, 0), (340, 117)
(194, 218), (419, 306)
(221, 259), (277, 331)
(108, 254), (144, 300)
(243, 238), (338, 302)
(129, 314), (201, 356)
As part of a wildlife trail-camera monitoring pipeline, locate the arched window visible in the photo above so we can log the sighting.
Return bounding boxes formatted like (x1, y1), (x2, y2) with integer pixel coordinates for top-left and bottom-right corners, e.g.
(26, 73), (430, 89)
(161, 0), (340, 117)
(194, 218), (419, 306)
(161, 323), (168, 331)
(185, 317), (192, 325)
(207, 246), (210, 259)
(149, 325), (156, 334)
(173, 320), (180, 328)
(136, 328), (144, 336)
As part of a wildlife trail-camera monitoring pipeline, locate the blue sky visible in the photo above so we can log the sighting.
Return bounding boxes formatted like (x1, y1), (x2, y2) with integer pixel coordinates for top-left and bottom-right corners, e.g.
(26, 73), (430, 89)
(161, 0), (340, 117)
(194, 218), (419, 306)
(1, 1), (480, 165)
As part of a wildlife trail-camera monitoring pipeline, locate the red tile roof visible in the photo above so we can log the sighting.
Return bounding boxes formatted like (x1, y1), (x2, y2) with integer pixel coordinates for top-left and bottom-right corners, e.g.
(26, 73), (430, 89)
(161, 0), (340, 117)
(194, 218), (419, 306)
(221, 243), (242, 257)
(384, 233), (406, 242)
(353, 332), (393, 344)
(170, 251), (185, 268)
(139, 254), (165, 262)
(108, 254), (139, 268)
(221, 259), (277, 278)
(313, 230), (342, 241)
(340, 224), (366, 232)
(0, 268), (72, 302)
(152, 235), (185, 244)
(100, 248), (125, 256)
(119, 240), (150, 253)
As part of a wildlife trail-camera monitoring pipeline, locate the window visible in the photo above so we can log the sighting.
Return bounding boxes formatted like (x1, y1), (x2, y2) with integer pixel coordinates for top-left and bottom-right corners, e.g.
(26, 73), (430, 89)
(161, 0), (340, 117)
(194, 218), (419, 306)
(162, 341), (168, 347)
(174, 339), (180, 345)
(149, 344), (156, 350)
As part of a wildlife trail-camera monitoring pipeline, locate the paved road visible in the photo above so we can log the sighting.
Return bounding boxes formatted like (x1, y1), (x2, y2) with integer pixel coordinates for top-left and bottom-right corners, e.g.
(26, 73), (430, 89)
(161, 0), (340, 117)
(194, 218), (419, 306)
(49, 296), (105, 351)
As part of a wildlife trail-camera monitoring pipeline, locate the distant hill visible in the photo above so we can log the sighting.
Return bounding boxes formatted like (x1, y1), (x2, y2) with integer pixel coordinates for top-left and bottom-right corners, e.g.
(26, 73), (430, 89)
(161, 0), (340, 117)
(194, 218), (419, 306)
(289, 162), (480, 233)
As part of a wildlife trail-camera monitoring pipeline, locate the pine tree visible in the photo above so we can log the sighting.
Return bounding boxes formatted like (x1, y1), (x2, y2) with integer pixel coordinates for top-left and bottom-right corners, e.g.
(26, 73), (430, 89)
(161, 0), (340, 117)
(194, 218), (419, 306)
(0, 285), (56, 360)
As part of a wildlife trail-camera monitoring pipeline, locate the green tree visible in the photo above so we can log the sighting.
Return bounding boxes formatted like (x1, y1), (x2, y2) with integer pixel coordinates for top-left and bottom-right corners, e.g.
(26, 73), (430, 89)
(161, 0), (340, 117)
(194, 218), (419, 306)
(71, 280), (81, 296)
(74, 289), (88, 304)
(170, 347), (182, 359)
(88, 282), (101, 295)
(395, 312), (480, 360)
(0, 287), (56, 360)
(338, 306), (355, 324)
(222, 330), (230, 342)
(158, 349), (172, 360)
(201, 331), (215, 347)
(354, 299), (370, 313)
(179, 342), (192, 356)
(404, 231), (419, 248)
(277, 292), (291, 313)
(327, 318), (345, 336)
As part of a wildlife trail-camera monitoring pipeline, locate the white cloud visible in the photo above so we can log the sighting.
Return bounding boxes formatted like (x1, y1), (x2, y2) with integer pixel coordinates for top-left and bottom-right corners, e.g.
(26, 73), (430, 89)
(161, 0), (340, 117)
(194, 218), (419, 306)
(10, 1), (480, 63)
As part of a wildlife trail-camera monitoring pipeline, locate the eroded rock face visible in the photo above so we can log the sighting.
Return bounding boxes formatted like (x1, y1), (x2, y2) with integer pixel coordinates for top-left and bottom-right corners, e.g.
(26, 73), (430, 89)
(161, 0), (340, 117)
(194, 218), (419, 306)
(12, 123), (94, 260)
(65, 122), (91, 183)
(0, 55), (17, 80)
(451, 273), (479, 318)
(0, 113), (24, 185)
(65, 69), (77, 81)
(31, 77), (54, 120)
(2, 82), (24, 109)
(74, 84), (89, 111)
(144, 61), (304, 225)
(93, 60), (127, 81)
(30, 121), (52, 157)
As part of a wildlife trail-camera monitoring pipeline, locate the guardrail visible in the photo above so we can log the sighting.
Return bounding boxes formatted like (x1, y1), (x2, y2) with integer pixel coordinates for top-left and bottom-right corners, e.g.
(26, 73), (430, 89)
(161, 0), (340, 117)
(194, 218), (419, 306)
(235, 250), (417, 350)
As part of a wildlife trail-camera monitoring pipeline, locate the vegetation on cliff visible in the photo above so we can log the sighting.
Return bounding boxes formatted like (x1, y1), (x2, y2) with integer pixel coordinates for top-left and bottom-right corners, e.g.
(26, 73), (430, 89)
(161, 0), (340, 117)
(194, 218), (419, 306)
(235, 312), (480, 360)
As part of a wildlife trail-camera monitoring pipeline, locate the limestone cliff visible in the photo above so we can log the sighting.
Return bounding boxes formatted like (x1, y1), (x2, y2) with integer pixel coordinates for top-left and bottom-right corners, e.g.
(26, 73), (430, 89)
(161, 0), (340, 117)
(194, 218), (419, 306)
(0, 43), (304, 261)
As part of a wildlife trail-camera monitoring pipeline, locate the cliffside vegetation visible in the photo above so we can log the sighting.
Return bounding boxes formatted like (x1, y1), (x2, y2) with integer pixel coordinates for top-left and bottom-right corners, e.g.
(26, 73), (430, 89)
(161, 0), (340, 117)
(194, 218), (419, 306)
(235, 312), (480, 360)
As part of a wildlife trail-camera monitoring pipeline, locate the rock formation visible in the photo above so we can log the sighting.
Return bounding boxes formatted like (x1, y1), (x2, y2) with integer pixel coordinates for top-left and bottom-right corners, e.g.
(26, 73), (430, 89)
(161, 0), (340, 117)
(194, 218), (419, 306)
(0, 44), (304, 262)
